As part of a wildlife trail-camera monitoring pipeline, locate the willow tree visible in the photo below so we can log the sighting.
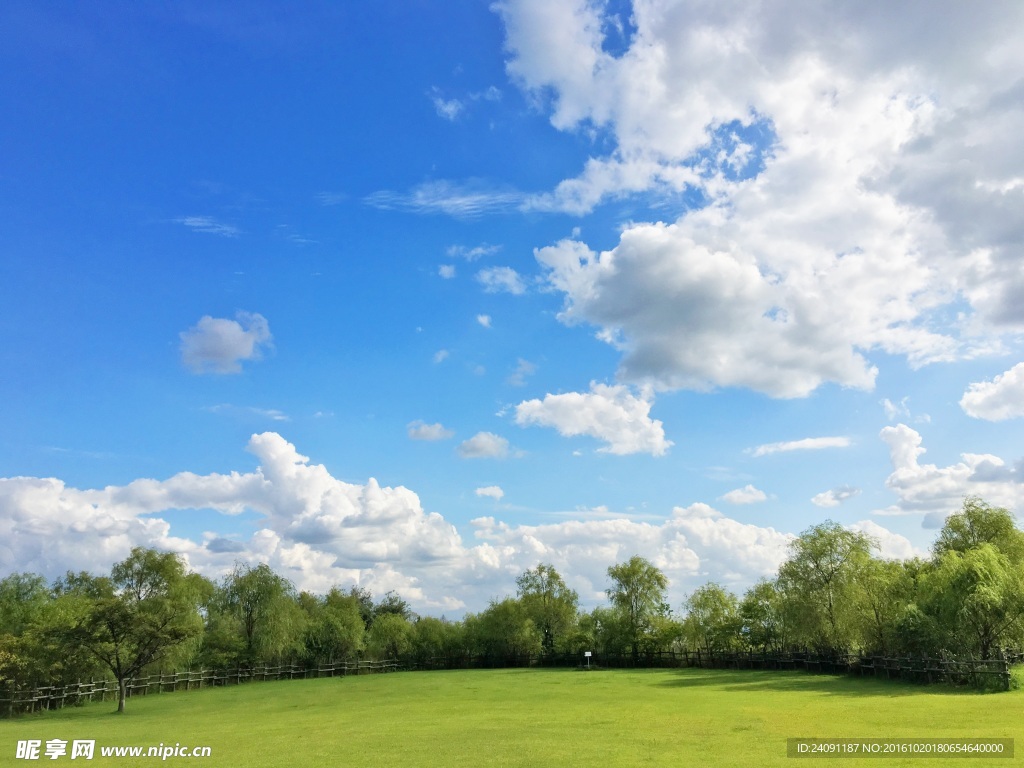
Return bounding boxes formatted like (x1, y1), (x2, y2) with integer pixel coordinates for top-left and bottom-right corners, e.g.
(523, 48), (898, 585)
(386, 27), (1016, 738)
(606, 556), (669, 661)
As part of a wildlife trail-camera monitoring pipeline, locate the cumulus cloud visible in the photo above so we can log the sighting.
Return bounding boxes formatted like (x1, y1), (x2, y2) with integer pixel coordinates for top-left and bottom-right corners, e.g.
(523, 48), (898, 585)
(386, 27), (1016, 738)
(720, 485), (767, 505)
(457, 432), (511, 459)
(878, 423), (1023, 526)
(749, 436), (851, 458)
(848, 520), (926, 561)
(514, 382), (672, 456)
(3, 433), (933, 612)
(476, 266), (527, 295)
(475, 486), (505, 501)
(496, 0), (1024, 396)
(960, 362), (1024, 421)
(407, 421), (454, 441)
(811, 486), (861, 508)
(179, 312), (272, 374)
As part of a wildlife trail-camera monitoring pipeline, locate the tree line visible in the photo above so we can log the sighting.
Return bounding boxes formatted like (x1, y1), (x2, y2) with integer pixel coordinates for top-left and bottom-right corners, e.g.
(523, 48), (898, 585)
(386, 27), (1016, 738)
(1, 497), (1022, 712)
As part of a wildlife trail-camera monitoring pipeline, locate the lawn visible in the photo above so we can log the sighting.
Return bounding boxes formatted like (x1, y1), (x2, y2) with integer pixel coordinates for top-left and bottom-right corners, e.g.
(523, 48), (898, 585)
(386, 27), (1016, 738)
(2, 668), (1020, 767)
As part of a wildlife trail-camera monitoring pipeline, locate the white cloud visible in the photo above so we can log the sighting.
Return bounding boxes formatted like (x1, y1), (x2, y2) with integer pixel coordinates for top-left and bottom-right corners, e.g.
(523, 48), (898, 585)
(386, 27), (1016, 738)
(179, 312), (272, 375)
(881, 397), (910, 421)
(720, 485), (767, 505)
(365, 180), (524, 217)
(960, 362), (1024, 421)
(749, 436), (851, 458)
(438, 264), (456, 279)
(507, 358), (537, 387)
(447, 243), (501, 261)
(475, 486), (505, 501)
(476, 266), (527, 295)
(457, 432), (511, 459)
(177, 216), (239, 237)
(514, 382), (672, 456)
(878, 423), (1023, 526)
(3, 433), (931, 613)
(476, 314), (492, 328)
(497, 0), (1024, 396)
(811, 486), (861, 508)
(848, 520), (926, 561)
(433, 349), (450, 364)
(431, 94), (463, 121)
(407, 421), (454, 441)
(204, 404), (290, 422)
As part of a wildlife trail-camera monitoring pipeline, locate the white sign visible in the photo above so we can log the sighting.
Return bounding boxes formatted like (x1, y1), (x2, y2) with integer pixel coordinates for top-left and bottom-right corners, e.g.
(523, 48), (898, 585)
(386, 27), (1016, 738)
(584, 652), (592, 657)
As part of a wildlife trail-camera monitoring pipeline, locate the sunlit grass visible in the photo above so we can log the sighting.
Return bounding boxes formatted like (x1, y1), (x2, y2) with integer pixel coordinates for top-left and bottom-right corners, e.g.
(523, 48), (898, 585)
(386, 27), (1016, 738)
(2, 668), (1020, 767)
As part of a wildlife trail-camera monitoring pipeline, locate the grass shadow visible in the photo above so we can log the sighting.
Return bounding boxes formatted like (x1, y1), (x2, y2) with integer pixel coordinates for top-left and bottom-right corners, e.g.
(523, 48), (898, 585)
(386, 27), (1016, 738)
(652, 668), (980, 698)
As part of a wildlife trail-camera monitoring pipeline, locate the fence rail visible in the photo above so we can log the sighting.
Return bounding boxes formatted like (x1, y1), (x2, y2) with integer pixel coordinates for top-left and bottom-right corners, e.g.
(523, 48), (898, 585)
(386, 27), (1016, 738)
(2, 649), (1016, 719)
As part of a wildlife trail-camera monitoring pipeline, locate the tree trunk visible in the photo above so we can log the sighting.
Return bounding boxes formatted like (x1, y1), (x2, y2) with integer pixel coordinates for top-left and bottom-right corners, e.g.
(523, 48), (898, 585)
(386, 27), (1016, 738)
(117, 678), (127, 713)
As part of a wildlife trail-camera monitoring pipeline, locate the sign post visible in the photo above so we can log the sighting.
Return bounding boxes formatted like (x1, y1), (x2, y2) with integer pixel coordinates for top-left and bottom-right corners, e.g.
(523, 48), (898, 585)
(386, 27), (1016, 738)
(584, 651), (592, 669)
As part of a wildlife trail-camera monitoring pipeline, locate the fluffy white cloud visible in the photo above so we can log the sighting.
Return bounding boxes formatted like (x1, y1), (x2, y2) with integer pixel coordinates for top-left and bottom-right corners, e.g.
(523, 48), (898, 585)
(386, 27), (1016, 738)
(438, 264), (456, 279)
(475, 486), (505, 501)
(811, 486), (861, 508)
(878, 424), (1023, 526)
(457, 432), (511, 459)
(407, 421), (454, 441)
(476, 314), (492, 328)
(3, 433), (934, 613)
(514, 382), (672, 456)
(960, 362), (1024, 421)
(750, 436), (851, 458)
(720, 485), (767, 505)
(497, 0), (1024, 396)
(179, 312), (272, 374)
(476, 266), (527, 295)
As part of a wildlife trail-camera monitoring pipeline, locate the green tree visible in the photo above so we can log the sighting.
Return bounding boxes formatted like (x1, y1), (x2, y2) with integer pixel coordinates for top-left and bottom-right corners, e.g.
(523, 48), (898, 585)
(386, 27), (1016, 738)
(468, 598), (542, 660)
(63, 548), (205, 712)
(300, 587), (366, 663)
(367, 613), (412, 660)
(778, 522), (875, 654)
(682, 583), (741, 656)
(921, 544), (1024, 657)
(219, 563), (305, 663)
(606, 556), (669, 661)
(933, 497), (1024, 563)
(739, 579), (790, 653)
(516, 564), (579, 654)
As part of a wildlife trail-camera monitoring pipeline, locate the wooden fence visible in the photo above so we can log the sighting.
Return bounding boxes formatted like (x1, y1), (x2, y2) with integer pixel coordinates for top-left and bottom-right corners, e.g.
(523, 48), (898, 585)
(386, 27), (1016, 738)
(2, 650), (1016, 719)
(0, 659), (399, 718)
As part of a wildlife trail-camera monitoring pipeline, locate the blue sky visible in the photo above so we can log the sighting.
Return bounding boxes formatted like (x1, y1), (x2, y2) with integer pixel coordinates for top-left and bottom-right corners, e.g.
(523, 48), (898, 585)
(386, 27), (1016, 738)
(2, 0), (1023, 614)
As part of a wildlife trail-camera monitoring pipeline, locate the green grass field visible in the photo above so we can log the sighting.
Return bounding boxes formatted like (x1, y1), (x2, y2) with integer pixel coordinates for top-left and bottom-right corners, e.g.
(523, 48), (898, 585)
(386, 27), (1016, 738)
(2, 668), (1020, 767)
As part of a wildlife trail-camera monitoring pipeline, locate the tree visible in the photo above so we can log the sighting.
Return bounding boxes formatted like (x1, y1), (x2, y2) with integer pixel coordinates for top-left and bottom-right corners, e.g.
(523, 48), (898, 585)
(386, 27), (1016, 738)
(739, 579), (790, 653)
(778, 522), (875, 654)
(64, 548), (205, 712)
(606, 556), (669, 661)
(682, 583), (740, 656)
(516, 564), (579, 654)
(933, 497), (1024, 564)
(219, 563), (305, 663)
(367, 613), (412, 660)
(300, 587), (365, 663)
(920, 544), (1024, 658)
(468, 598), (542, 661)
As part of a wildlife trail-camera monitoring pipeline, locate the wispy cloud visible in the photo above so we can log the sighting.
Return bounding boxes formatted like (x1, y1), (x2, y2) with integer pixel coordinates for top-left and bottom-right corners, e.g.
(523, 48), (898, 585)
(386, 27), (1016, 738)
(204, 404), (290, 422)
(476, 266), (526, 295)
(407, 421), (454, 441)
(748, 436), (851, 458)
(365, 180), (525, 217)
(177, 216), (240, 237)
(447, 243), (502, 261)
